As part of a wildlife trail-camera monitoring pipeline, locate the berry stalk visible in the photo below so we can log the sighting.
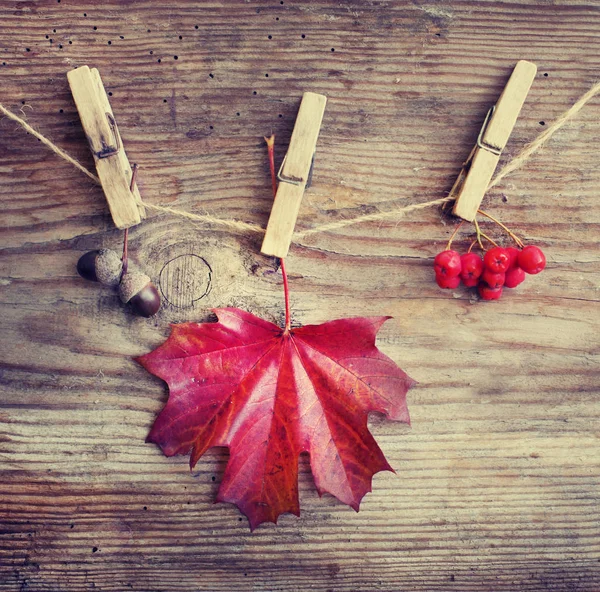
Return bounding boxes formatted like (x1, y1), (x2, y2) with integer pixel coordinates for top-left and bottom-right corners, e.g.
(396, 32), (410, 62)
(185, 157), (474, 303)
(474, 218), (498, 250)
(445, 220), (466, 251)
(477, 209), (525, 248)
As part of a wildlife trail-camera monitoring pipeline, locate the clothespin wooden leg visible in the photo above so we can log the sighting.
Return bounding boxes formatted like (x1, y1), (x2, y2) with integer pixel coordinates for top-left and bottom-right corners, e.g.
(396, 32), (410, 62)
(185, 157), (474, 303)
(452, 60), (537, 221)
(261, 92), (327, 258)
(67, 65), (145, 229)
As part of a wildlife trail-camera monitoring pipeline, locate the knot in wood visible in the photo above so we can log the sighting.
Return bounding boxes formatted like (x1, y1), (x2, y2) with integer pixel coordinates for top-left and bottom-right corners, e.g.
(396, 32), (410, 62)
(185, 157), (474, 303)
(159, 254), (212, 309)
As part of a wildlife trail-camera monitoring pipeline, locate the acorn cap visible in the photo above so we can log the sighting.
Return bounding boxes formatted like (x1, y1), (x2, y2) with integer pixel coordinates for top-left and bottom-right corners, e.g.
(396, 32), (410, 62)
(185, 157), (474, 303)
(95, 249), (123, 287)
(119, 271), (152, 303)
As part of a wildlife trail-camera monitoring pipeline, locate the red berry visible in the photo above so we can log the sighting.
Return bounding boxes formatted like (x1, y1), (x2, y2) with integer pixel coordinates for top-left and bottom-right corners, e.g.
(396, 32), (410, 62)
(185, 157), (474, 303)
(484, 247), (511, 273)
(460, 253), (484, 284)
(505, 266), (526, 288)
(481, 268), (505, 289)
(506, 247), (521, 269)
(434, 250), (461, 277)
(436, 274), (461, 289)
(478, 283), (503, 300)
(518, 245), (546, 274)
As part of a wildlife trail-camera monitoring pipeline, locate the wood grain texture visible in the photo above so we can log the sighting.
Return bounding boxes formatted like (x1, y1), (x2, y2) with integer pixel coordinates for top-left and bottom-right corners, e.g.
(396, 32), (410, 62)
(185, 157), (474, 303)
(1, 1), (599, 591)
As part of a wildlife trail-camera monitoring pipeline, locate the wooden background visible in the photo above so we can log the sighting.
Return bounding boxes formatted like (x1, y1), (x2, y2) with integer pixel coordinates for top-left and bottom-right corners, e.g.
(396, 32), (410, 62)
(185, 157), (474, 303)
(1, 1), (599, 590)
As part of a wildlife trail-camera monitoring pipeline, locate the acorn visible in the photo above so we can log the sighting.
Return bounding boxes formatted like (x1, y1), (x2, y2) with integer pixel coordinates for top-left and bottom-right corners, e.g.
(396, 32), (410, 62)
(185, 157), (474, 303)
(118, 271), (161, 317)
(77, 249), (123, 287)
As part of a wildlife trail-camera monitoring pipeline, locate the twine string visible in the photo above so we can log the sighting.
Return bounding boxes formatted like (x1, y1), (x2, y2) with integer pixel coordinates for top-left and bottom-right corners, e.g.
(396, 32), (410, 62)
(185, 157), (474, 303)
(136, 200), (265, 235)
(1, 79), (599, 240)
(0, 103), (100, 184)
(297, 80), (600, 239)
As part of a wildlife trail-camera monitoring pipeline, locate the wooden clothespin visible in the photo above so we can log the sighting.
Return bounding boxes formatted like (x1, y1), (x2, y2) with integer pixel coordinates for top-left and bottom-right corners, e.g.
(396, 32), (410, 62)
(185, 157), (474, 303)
(67, 65), (144, 229)
(451, 60), (537, 221)
(261, 92), (327, 258)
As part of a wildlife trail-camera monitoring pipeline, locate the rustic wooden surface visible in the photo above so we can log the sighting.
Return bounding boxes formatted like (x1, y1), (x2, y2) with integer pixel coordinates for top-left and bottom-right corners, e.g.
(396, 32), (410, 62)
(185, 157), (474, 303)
(1, 1), (599, 590)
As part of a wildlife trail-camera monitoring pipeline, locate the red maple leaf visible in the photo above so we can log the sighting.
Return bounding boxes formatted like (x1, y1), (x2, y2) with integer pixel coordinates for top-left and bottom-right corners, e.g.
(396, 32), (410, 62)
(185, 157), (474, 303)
(137, 306), (415, 530)
(138, 136), (415, 529)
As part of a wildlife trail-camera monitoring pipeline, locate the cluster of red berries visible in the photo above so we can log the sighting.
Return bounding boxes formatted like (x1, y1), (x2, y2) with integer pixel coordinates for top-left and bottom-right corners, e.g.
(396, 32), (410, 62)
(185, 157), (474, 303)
(434, 245), (546, 300)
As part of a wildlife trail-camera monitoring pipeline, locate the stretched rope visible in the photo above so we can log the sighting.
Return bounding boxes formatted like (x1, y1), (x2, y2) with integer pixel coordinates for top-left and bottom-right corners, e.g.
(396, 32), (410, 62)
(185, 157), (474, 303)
(2, 79), (599, 238)
(0, 103), (100, 184)
(298, 80), (600, 239)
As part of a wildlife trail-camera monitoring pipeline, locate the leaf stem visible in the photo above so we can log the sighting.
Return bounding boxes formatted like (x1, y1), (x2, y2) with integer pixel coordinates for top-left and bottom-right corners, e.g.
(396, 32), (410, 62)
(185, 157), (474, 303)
(264, 136), (291, 332)
(280, 257), (291, 332)
(264, 135), (277, 198)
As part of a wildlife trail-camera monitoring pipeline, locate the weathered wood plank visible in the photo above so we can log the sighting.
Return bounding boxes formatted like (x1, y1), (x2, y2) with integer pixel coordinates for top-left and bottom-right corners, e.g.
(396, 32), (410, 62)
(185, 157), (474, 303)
(0, 1), (599, 591)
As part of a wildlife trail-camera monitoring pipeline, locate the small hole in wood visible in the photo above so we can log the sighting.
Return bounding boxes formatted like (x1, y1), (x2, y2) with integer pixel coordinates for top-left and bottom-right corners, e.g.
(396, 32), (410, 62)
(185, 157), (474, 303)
(59, 109), (63, 113)
(149, 50), (153, 54)
(278, 114), (282, 118)
(53, 29), (57, 33)
(236, 112), (240, 116)
(539, 121), (545, 125)
(25, 48), (30, 52)
(157, 58), (161, 63)
(265, 73), (269, 77)
(544, 72), (548, 77)
(179, 35), (183, 40)
(331, 47), (335, 52)
(92, 547), (98, 553)
(83, 13), (87, 16)
(108, 91), (113, 96)
(59, 44), (63, 48)
(174, 55), (178, 59)
(107, 40), (112, 45)
(147, 29), (151, 33)
(49, 39), (53, 43)
(163, 99), (167, 103)
(301, 34), (305, 38)
(210, 125), (213, 129)
(120, 35), (124, 39)
(253, 90), (257, 95)
(46, 35), (49, 39)
(209, 73), (214, 78)
(68, 40), (72, 44)
(268, 35), (272, 39)
(21, 100), (25, 104)
(93, 26), (97, 30)
(195, 25), (199, 29)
